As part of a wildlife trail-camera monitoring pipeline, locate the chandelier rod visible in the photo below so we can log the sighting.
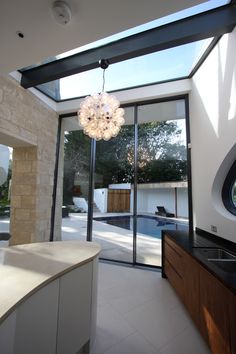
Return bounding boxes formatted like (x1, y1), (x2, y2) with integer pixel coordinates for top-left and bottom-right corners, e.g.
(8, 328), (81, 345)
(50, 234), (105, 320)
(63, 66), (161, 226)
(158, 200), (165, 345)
(100, 59), (109, 93)
(102, 69), (105, 92)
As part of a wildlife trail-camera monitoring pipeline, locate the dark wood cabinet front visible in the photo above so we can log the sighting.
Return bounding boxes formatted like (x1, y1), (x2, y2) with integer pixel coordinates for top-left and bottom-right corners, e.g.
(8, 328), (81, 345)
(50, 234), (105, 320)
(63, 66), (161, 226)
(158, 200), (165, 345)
(230, 292), (236, 354)
(183, 252), (200, 327)
(199, 267), (231, 354)
(163, 233), (235, 354)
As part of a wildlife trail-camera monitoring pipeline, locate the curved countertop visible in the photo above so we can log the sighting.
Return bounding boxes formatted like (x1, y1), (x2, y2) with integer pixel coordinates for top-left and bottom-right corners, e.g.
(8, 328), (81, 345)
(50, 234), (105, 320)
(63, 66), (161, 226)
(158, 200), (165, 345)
(0, 241), (101, 324)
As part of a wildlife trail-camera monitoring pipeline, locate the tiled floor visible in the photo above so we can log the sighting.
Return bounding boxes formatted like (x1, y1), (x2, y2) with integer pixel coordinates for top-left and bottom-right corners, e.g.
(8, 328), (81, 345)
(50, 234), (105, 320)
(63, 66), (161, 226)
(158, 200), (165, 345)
(92, 262), (211, 354)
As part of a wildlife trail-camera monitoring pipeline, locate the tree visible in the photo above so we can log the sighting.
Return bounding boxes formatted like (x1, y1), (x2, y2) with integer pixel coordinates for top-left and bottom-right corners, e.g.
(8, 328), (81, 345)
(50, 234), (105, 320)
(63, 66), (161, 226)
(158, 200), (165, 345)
(63, 131), (91, 204)
(63, 119), (187, 203)
(0, 160), (11, 207)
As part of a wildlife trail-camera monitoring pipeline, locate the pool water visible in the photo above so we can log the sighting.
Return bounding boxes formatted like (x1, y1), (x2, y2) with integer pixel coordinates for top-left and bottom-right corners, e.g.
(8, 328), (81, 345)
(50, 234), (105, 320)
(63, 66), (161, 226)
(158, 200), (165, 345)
(94, 215), (188, 239)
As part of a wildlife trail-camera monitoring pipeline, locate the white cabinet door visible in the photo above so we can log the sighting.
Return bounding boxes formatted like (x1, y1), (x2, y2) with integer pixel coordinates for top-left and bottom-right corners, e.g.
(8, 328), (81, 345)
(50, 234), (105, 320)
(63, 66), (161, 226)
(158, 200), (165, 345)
(90, 258), (98, 347)
(0, 312), (16, 354)
(14, 279), (59, 354)
(57, 262), (93, 354)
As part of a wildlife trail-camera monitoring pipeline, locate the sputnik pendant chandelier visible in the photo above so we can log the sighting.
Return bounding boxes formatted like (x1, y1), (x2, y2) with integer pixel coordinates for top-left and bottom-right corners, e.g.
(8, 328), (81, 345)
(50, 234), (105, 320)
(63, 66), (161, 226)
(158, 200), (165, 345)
(78, 59), (125, 141)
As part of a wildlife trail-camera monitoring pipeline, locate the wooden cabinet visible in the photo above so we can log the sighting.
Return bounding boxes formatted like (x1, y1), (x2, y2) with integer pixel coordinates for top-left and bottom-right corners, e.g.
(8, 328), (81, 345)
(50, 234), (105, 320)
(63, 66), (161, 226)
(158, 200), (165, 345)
(229, 292), (236, 354)
(164, 236), (184, 300)
(163, 233), (236, 354)
(183, 251), (200, 327)
(164, 234), (200, 327)
(199, 267), (231, 354)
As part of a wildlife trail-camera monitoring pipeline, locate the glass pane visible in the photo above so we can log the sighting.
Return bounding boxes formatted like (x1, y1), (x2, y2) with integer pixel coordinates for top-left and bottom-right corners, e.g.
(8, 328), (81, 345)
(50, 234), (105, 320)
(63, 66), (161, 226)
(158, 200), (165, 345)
(61, 118), (91, 242)
(21, 0), (229, 70)
(92, 107), (134, 263)
(0, 144), (11, 246)
(36, 38), (213, 101)
(232, 182), (236, 207)
(136, 100), (189, 266)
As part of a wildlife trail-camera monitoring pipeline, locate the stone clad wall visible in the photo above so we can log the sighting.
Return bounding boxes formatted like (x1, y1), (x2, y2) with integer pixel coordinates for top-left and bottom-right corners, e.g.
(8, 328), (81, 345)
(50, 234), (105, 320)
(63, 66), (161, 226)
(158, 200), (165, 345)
(0, 75), (59, 245)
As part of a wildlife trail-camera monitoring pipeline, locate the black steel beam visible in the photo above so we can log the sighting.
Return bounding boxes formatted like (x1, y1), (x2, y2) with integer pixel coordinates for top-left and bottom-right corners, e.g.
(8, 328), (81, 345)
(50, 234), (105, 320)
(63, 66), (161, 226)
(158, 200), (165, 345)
(21, 4), (236, 88)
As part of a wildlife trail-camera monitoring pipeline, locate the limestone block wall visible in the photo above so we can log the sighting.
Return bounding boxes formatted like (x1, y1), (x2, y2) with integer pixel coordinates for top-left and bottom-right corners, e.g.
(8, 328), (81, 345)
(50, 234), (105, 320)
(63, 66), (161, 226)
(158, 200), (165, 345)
(0, 75), (59, 245)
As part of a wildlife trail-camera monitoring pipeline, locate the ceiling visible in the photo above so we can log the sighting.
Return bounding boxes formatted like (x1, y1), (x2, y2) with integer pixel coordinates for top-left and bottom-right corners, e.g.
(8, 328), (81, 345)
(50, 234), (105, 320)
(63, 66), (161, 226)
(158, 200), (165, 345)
(0, 0), (206, 75)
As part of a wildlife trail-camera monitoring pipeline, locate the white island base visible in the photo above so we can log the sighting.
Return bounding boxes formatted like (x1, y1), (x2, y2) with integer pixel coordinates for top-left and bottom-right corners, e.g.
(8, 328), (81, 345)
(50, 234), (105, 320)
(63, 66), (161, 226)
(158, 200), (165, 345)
(0, 241), (101, 354)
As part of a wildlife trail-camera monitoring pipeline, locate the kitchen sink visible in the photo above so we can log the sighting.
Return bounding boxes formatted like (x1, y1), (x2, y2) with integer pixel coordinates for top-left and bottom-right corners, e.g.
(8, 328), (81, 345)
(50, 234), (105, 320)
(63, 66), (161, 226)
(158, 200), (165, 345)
(195, 248), (236, 260)
(194, 248), (236, 273)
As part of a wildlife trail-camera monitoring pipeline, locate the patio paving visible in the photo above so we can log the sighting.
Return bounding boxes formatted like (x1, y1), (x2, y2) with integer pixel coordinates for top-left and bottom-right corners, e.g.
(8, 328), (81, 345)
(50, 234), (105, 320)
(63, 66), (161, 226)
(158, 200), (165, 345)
(0, 213), (187, 267)
(62, 213), (162, 266)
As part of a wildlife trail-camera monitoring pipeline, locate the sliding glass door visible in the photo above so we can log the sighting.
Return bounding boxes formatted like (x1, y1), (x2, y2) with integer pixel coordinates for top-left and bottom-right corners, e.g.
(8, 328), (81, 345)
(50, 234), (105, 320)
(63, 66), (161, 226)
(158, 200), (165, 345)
(136, 101), (189, 266)
(62, 119), (91, 241)
(60, 98), (190, 267)
(92, 107), (134, 262)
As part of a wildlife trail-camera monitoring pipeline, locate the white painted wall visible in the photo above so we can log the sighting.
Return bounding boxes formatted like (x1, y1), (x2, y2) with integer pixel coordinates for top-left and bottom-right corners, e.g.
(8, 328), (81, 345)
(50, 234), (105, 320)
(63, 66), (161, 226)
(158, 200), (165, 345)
(190, 28), (236, 241)
(94, 189), (108, 213)
(97, 185), (188, 216)
(57, 80), (191, 114)
(136, 188), (188, 217)
(148, 189), (174, 214)
(177, 188), (189, 218)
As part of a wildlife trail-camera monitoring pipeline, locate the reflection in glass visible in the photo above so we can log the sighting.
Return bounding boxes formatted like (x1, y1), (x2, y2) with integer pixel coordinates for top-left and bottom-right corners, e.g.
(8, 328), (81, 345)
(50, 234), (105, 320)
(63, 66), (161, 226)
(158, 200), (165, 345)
(36, 39), (213, 101)
(61, 100), (189, 267)
(136, 101), (188, 266)
(20, 0), (228, 71)
(92, 107), (134, 262)
(232, 182), (236, 207)
(0, 144), (11, 237)
(62, 129), (91, 241)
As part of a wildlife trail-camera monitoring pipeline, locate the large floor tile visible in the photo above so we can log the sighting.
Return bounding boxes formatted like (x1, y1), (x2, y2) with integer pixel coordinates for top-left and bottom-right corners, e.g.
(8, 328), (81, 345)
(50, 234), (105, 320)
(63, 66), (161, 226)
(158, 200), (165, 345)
(103, 331), (160, 354)
(92, 303), (136, 354)
(159, 321), (211, 354)
(124, 298), (190, 350)
(92, 262), (211, 354)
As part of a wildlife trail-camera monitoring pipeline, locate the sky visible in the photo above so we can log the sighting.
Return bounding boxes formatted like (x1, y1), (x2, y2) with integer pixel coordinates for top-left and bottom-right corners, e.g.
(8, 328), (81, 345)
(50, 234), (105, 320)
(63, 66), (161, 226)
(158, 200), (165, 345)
(57, 0), (229, 99)
(33, 0), (230, 100)
(59, 39), (212, 99)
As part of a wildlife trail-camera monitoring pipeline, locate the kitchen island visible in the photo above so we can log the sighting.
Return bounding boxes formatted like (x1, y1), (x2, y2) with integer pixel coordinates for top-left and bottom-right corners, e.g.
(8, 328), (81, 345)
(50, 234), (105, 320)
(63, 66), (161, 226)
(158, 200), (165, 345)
(0, 240), (101, 354)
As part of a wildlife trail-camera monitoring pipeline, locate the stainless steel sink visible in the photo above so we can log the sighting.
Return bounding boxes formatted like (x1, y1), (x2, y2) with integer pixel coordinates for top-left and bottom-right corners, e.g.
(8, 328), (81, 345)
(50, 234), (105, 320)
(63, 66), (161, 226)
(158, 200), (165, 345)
(195, 248), (236, 261)
(194, 248), (236, 273)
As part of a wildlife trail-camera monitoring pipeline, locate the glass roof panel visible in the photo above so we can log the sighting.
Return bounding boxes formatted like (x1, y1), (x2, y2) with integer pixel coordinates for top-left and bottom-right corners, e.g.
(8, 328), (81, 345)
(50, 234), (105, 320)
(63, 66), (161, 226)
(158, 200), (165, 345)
(36, 38), (213, 101)
(21, 0), (229, 71)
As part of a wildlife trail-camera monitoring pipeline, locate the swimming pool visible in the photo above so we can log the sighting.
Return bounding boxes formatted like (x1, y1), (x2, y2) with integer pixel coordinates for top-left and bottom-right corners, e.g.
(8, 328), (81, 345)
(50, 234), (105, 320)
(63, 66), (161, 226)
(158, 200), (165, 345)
(94, 215), (188, 239)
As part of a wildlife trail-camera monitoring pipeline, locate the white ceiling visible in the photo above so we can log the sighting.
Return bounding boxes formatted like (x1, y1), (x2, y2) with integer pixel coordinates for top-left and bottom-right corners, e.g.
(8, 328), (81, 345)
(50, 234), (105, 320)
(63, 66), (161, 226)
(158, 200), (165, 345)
(0, 0), (206, 75)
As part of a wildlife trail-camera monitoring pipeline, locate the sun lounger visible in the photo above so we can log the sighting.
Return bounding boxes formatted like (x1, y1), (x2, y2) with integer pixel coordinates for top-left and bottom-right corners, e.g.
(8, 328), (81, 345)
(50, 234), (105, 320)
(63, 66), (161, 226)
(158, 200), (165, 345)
(155, 206), (175, 217)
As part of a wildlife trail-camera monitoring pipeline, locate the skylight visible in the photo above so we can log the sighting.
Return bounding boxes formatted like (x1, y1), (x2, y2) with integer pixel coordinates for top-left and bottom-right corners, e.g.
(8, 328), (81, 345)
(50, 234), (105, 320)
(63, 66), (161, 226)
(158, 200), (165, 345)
(22, 0), (230, 69)
(37, 38), (211, 101)
(20, 0), (231, 101)
(56, 0), (229, 60)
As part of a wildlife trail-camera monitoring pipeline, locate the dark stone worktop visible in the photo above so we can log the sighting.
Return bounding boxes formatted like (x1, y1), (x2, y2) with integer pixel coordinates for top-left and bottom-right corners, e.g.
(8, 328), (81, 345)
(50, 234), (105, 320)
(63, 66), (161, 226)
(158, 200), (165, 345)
(162, 229), (236, 294)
